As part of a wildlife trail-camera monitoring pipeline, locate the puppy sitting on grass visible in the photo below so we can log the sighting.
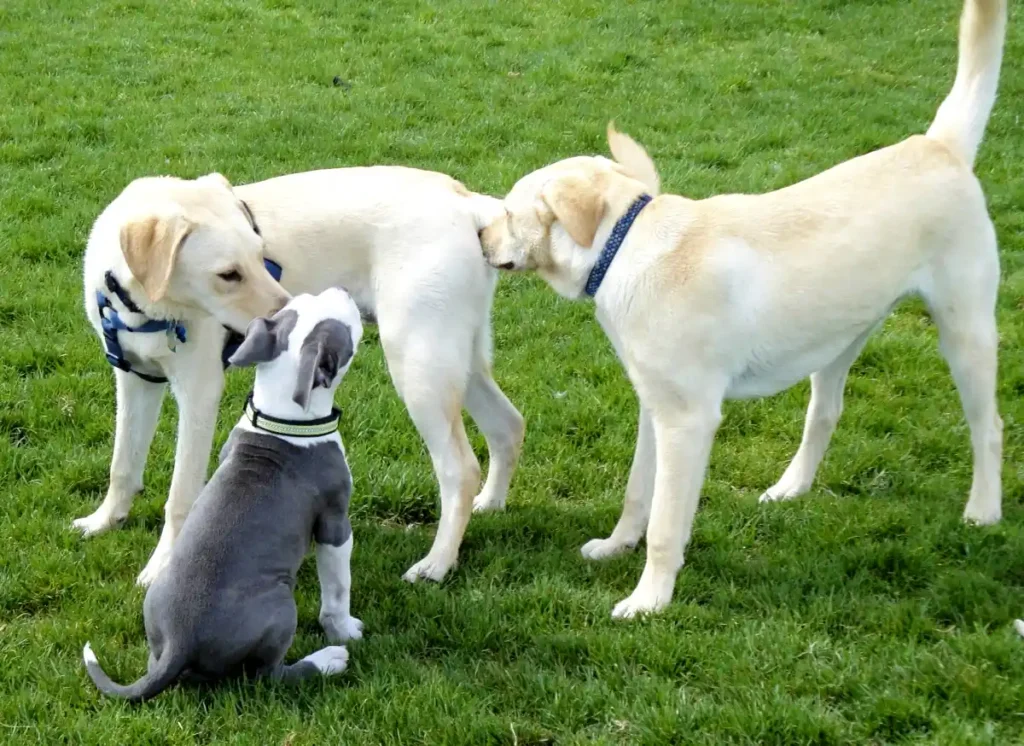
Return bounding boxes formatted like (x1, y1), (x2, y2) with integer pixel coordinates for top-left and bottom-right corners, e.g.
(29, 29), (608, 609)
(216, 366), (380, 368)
(83, 287), (364, 701)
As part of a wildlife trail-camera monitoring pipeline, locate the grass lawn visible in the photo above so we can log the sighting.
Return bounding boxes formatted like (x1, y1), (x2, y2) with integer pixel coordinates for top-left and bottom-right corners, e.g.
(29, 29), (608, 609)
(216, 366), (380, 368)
(2, 0), (1024, 742)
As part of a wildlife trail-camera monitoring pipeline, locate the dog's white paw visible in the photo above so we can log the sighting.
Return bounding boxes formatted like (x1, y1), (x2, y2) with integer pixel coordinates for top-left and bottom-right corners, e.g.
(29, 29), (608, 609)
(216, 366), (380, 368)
(136, 543), (172, 587)
(321, 613), (363, 643)
(580, 536), (635, 561)
(611, 572), (675, 620)
(963, 500), (1001, 526)
(402, 554), (454, 583)
(72, 508), (126, 537)
(611, 591), (670, 620)
(472, 491), (505, 513)
(303, 645), (349, 676)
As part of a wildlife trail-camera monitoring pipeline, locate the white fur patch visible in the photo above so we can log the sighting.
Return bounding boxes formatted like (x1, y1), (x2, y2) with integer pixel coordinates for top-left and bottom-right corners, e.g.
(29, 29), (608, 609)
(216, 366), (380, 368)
(83, 642), (97, 665)
(301, 645), (349, 675)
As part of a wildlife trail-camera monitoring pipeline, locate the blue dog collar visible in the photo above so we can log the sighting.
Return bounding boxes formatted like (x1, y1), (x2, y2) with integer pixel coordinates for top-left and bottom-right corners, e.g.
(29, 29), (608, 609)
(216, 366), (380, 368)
(583, 193), (652, 298)
(97, 257), (284, 383)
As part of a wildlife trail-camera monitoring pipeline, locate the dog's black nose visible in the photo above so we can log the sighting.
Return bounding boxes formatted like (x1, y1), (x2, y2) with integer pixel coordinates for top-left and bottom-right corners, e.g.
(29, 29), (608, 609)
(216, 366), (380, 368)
(499, 262), (515, 270)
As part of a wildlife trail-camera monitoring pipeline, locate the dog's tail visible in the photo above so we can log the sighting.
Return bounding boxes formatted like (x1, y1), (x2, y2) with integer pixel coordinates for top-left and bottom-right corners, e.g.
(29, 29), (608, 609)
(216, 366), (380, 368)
(607, 122), (661, 196)
(83, 642), (186, 702)
(926, 0), (1007, 167)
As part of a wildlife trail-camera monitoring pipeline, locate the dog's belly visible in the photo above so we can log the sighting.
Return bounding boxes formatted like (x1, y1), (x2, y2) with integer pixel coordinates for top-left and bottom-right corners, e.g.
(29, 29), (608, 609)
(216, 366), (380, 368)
(724, 334), (863, 400)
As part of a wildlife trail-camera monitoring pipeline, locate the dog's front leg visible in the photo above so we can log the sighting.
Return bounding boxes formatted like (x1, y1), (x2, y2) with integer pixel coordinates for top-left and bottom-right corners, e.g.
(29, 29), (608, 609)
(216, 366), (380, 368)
(73, 369), (166, 536)
(316, 531), (363, 643)
(582, 405), (655, 560)
(136, 349), (224, 586)
(611, 394), (723, 619)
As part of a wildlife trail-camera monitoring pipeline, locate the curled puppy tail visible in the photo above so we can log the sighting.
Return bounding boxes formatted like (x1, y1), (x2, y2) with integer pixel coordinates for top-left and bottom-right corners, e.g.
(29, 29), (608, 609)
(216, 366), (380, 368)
(83, 642), (187, 702)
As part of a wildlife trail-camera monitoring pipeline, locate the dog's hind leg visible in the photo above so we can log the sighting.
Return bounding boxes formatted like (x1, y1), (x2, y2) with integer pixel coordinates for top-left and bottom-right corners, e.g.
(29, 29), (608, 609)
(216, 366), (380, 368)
(466, 320), (525, 513)
(381, 320), (480, 583)
(73, 369), (166, 536)
(268, 646), (350, 681)
(924, 227), (1002, 525)
(759, 326), (876, 504)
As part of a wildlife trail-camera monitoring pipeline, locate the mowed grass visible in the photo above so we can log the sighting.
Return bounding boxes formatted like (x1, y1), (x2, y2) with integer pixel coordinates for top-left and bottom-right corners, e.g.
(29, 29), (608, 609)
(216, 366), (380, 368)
(1, 0), (1024, 742)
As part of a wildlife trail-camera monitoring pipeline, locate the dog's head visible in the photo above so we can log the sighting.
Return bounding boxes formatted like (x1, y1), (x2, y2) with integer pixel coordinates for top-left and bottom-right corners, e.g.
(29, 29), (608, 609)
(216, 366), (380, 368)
(479, 124), (660, 298)
(115, 173), (291, 332)
(228, 287), (364, 412)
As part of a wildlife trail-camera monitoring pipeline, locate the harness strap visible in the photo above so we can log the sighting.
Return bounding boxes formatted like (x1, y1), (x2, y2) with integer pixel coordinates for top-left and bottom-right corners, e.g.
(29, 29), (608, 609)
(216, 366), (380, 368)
(97, 258), (284, 383)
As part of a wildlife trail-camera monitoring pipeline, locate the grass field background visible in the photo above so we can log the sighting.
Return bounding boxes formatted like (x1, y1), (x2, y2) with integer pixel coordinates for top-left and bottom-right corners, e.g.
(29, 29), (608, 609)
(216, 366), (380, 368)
(2, 0), (1024, 743)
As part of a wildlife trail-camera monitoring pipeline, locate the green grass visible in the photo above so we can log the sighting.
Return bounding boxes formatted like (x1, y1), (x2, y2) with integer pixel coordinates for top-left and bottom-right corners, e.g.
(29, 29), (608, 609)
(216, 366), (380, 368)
(2, 0), (1023, 742)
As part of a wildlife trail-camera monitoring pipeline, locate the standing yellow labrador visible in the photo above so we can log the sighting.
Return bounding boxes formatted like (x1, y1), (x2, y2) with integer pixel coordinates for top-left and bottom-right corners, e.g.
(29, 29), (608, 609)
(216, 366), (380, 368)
(481, 0), (1006, 617)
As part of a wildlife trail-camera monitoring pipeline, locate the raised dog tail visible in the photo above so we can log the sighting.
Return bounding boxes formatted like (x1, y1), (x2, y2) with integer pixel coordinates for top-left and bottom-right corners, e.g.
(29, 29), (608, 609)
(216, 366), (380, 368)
(926, 0), (1007, 167)
(607, 122), (661, 196)
(83, 642), (186, 702)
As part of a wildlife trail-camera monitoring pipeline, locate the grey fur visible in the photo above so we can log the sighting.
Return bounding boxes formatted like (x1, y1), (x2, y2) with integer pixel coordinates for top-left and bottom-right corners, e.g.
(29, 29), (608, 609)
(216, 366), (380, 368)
(83, 430), (352, 701)
(293, 319), (353, 411)
(228, 309), (298, 368)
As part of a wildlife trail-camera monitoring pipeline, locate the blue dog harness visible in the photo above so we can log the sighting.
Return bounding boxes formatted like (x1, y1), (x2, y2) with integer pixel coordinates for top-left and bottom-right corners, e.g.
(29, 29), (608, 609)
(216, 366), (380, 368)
(96, 258), (283, 384)
(583, 193), (653, 298)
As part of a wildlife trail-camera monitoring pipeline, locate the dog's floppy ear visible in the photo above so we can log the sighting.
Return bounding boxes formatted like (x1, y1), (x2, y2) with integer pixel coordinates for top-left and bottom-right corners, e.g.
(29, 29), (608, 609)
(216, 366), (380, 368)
(119, 214), (194, 303)
(228, 310), (297, 368)
(539, 174), (606, 248)
(293, 319), (354, 412)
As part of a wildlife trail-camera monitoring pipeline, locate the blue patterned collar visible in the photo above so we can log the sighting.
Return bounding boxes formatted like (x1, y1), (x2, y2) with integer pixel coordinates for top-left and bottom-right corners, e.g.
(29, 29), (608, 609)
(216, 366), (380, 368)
(583, 193), (652, 298)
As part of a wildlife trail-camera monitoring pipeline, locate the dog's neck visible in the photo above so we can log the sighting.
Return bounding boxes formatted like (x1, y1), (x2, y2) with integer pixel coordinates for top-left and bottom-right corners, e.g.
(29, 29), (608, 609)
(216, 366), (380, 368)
(237, 359), (344, 449)
(543, 184), (650, 301)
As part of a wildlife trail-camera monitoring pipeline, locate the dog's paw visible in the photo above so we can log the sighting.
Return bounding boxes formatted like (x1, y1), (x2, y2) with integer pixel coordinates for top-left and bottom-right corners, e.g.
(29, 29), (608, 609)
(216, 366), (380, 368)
(136, 544), (172, 587)
(611, 591), (671, 620)
(758, 472), (813, 504)
(611, 572), (675, 620)
(71, 508), (126, 538)
(963, 500), (1001, 526)
(321, 613), (364, 643)
(472, 491), (506, 513)
(304, 645), (349, 676)
(580, 537), (635, 561)
(1014, 619), (1024, 639)
(402, 554), (454, 583)
(757, 483), (806, 504)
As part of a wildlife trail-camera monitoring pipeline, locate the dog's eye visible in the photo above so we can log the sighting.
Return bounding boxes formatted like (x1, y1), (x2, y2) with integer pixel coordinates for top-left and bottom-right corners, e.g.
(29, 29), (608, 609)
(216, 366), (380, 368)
(218, 270), (243, 283)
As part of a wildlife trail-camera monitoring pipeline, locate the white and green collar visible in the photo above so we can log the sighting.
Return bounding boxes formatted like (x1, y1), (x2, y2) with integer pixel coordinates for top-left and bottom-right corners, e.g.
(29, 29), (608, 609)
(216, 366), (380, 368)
(243, 393), (341, 438)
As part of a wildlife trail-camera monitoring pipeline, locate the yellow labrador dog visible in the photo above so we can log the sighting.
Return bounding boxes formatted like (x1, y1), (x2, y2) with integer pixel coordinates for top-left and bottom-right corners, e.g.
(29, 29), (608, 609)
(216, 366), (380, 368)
(80, 167), (523, 586)
(481, 0), (1005, 618)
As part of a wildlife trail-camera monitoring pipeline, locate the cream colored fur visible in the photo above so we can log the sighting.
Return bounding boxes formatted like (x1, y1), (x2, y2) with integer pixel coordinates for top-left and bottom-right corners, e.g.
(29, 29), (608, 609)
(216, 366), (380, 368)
(481, 0), (1006, 618)
(79, 166), (523, 587)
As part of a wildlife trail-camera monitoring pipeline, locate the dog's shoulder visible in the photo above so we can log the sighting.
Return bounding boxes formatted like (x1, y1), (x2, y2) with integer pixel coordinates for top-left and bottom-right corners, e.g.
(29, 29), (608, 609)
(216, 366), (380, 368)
(301, 438), (352, 497)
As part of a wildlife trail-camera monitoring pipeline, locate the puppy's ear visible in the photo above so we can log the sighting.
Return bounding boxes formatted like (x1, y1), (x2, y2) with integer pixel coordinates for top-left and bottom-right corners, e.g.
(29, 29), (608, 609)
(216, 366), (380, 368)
(293, 320), (354, 412)
(540, 175), (606, 248)
(119, 214), (194, 303)
(228, 310), (297, 368)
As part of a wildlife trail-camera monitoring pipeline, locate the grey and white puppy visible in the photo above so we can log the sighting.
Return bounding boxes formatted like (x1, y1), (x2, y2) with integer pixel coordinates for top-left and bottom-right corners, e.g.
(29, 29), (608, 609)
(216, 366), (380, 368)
(83, 288), (365, 701)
